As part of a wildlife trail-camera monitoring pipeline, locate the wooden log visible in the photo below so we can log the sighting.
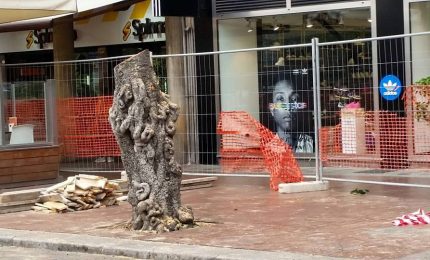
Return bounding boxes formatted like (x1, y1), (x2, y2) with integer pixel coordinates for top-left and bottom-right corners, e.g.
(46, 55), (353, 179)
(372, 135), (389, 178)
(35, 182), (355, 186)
(32, 206), (50, 212)
(181, 177), (218, 185)
(181, 183), (214, 191)
(43, 201), (68, 211)
(75, 175), (107, 190)
(38, 193), (63, 203)
(65, 202), (79, 208)
(44, 177), (74, 194)
(95, 192), (106, 200)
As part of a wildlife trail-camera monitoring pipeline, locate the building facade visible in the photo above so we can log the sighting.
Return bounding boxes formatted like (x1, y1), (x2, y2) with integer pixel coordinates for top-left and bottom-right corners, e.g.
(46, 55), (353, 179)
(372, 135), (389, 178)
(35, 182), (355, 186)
(1, 0), (430, 176)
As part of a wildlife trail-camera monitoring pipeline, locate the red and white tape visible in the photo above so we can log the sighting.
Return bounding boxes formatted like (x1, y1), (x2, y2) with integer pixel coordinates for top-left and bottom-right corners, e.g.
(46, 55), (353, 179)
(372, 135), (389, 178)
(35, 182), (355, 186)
(393, 209), (430, 226)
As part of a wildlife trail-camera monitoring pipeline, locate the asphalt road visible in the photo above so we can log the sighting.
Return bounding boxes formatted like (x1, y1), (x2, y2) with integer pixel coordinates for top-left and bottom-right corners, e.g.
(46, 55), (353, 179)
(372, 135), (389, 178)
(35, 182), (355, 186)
(0, 246), (146, 260)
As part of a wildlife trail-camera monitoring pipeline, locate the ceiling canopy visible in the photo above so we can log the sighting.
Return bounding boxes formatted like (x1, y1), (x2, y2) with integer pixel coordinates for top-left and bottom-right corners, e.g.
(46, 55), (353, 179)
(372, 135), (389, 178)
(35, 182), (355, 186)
(0, 0), (77, 24)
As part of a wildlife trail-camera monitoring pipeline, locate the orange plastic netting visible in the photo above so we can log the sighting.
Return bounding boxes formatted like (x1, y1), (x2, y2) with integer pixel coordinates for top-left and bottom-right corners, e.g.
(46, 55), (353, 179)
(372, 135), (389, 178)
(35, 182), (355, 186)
(12, 96), (121, 158)
(7, 99), (46, 142)
(319, 111), (408, 169)
(217, 111), (304, 190)
(58, 96), (120, 158)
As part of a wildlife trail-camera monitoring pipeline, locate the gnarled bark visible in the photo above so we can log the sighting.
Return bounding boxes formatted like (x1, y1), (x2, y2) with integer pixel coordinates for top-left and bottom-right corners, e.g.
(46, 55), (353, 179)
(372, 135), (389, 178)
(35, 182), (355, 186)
(109, 50), (193, 232)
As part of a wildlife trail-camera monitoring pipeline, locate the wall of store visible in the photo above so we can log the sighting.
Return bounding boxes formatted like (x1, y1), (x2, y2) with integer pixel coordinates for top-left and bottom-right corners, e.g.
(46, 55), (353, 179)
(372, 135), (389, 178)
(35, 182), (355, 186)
(218, 18), (260, 120)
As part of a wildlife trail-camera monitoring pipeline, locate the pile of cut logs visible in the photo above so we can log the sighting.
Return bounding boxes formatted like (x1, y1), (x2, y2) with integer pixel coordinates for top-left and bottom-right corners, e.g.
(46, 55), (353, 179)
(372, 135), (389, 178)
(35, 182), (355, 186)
(32, 174), (124, 213)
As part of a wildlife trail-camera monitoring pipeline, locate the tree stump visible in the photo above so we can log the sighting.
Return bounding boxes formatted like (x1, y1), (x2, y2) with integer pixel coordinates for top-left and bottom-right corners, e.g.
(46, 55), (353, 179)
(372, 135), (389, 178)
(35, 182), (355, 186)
(109, 50), (194, 232)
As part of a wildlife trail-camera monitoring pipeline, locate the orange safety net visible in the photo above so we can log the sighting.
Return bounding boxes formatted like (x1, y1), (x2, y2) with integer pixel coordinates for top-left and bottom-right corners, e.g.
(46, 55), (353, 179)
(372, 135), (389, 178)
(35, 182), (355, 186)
(58, 96), (120, 158)
(217, 111), (304, 190)
(319, 110), (408, 169)
(217, 111), (266, 173)
(319, 85), (430, 170)
(6, 99), (46, 142)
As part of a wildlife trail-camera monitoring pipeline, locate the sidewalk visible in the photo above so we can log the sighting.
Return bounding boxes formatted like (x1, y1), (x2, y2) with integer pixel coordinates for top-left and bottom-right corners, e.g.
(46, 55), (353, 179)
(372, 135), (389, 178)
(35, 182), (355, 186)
(0, 175), (430, 259)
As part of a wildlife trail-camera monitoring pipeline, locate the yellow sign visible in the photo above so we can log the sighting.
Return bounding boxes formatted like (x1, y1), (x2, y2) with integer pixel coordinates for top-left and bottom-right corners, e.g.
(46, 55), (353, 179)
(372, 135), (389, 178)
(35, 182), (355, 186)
(130, 1), (150, 19)
(122, 21), (132, 41)
(26, 31), (34, 49)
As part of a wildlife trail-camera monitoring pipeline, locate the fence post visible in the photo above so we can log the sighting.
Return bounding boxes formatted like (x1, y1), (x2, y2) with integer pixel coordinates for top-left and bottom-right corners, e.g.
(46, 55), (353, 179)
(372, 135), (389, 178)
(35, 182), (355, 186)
(44, 79), (58, 145)
(0, 83), (5, 146)
(312, 38), (323, 182)
(0, 59), (5, 146)
(11, 84), (16, 117)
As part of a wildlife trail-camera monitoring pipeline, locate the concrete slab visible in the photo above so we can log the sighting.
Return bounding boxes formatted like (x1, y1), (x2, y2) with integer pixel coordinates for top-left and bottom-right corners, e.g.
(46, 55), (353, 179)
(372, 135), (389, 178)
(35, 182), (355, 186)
(0, 204), (35, 214)
(0, 188), (42, 203)
(278, 181), (329, 194)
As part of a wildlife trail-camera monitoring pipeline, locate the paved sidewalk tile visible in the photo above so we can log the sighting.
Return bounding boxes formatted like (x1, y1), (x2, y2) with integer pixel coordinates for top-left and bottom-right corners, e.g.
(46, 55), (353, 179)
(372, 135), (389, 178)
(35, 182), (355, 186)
(0, 177), (429, 259)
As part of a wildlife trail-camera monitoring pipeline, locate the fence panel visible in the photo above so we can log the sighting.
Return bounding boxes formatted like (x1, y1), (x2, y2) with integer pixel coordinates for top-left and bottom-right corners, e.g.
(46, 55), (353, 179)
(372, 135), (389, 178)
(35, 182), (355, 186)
(3, 33), (430, 188)
(3, 58), (125, 170)
(2, 47), (318, 186)
(318, 32), (430, 187)
(155, 46), (317, 185)
(0, 81), (47, 145)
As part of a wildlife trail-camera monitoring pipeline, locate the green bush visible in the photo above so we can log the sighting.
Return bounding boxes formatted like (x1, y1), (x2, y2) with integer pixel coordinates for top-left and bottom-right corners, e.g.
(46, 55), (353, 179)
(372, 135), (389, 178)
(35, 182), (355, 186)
(414, 76), (430, 123)
(416, 76), (430, 85)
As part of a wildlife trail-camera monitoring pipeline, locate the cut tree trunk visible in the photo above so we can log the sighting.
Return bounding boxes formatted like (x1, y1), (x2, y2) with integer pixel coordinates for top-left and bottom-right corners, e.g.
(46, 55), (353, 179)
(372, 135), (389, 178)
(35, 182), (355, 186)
(109, 50), (194, 232)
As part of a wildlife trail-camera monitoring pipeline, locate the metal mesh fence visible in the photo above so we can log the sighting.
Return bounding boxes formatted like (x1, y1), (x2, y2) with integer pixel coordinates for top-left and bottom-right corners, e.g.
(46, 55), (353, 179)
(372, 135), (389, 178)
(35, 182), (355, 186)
(2, 58), (123, 169)
(2, 32), (430, 186)
(6, 82), (47, 143)
(318, 33), (430, 173)
(1, 46), (317, 181)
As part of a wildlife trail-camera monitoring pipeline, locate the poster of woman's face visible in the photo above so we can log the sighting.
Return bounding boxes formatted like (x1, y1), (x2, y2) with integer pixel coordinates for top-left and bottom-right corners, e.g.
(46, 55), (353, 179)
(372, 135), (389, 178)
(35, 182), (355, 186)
(259, 63), (315, 153)
(270, 80), (305, 146)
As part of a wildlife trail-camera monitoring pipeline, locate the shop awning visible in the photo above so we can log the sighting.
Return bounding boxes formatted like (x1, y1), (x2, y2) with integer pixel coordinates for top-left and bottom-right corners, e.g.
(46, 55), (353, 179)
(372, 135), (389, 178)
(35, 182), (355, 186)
(0, 0), (77, 24)
(0, 0), (138, 32)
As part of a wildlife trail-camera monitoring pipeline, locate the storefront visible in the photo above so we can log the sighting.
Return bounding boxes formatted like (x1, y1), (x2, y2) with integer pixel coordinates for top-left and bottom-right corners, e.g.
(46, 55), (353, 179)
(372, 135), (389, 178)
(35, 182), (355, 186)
(2, 0), (430, 173)
(0, 1), (166, 82)
(213, 0), (430, 169)
(0, 1), (166, 130)
(0, 1), (167, 178)
(215, 0), (373, 156)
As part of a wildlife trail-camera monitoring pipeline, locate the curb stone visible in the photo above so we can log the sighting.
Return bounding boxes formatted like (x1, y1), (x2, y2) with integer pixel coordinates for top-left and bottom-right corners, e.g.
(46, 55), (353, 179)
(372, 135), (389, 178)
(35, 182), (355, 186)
(0, 228), (345, 260)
